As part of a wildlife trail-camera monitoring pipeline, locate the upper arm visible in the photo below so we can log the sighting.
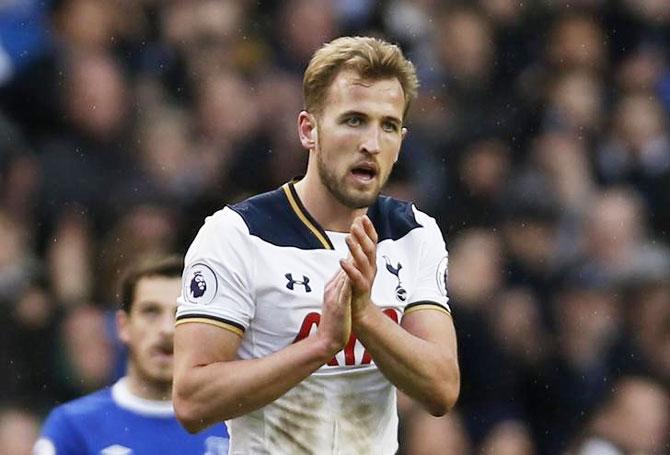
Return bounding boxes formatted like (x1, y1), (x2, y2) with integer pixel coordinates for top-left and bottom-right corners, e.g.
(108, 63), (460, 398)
(401, 208), (457, 359)
(176, 209), (256, 340)
(174, 322), (243, 376)
(408, 208), (450, 312)
(401, 309), (457, 359)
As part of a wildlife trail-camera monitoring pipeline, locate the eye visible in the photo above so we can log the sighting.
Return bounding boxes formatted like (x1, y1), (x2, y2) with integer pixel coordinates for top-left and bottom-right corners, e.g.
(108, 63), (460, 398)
(345, 116), (362, 127)
(141, 305), (160, 316)
(382, 121), (399, 133)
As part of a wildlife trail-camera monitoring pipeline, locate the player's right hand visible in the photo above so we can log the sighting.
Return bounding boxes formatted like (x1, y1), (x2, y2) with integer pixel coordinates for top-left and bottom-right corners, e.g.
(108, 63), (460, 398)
(318, 270), (352, 357)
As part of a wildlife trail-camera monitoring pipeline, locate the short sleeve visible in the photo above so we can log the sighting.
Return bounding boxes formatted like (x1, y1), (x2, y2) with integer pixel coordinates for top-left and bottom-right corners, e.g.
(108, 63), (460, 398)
(176, 208), (256, 335)
(34, 407), (80, 454)
(405, 207), (450, 314)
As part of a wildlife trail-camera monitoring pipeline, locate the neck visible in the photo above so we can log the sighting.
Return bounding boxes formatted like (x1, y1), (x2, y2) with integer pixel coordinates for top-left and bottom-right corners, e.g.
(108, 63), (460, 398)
(294, 174), (367, 232)
(125, 364), (172, 401)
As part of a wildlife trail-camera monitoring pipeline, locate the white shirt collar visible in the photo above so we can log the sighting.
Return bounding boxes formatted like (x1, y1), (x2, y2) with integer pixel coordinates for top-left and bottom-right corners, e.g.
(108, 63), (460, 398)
(111, 377), (175, 417)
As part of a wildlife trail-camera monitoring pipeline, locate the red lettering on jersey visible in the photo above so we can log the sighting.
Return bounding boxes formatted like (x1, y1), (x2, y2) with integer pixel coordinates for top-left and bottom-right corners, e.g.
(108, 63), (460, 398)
(293, 308), (400, 366)
(343, 333), (357, 365)
(293, 312), (321, 343)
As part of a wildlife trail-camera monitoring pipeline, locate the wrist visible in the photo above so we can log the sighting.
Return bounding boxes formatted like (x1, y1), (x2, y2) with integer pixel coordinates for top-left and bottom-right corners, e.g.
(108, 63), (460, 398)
(352, 300), (377, 327)
(314, 332), (341, 361)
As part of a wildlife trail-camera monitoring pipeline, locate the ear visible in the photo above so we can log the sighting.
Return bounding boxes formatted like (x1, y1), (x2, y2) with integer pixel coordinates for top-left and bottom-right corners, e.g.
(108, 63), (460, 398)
(298, 111), (318, 150)
(116, 309), (131, 345)
(394, 127), (408, 163)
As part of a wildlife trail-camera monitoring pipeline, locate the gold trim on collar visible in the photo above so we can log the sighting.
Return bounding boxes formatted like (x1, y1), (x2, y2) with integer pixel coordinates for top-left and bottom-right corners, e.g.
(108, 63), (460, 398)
(282, 183), (333, 249)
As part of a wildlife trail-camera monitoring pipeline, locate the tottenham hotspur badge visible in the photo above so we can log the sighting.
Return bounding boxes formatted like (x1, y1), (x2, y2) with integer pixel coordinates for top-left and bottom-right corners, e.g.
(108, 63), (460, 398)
(184, 263), (218, 305)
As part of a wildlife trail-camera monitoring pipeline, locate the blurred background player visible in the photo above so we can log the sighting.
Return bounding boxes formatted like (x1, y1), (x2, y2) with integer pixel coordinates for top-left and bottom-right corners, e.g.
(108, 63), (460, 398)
(33, 256), (229, 454)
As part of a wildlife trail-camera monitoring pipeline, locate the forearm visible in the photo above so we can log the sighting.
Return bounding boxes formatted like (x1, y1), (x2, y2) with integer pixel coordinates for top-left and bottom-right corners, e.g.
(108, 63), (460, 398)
(353, 305), (460, 416)
(174, 335), (333, 431)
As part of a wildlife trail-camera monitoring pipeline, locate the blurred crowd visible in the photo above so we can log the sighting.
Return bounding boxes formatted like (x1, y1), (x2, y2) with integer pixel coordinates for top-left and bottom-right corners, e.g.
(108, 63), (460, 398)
(0, 0), (669, 454)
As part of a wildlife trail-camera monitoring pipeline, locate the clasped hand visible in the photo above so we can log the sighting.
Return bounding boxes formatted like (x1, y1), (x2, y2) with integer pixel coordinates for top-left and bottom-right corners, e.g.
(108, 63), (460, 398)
(340, 215), (378, 319)
(319, 215), (378, 355)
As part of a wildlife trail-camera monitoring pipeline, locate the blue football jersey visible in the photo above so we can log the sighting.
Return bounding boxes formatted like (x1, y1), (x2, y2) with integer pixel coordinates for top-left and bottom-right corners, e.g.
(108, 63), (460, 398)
(34, 378), (228, 454)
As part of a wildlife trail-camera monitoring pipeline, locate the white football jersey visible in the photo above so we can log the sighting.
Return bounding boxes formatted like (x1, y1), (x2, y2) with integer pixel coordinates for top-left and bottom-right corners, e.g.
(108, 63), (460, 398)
(177, 181), (450, 455)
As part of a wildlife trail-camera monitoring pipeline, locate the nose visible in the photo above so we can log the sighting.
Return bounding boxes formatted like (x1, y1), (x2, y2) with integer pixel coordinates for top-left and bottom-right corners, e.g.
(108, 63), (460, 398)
(160, 311), (176, 338)
(360, 125), (382, 155)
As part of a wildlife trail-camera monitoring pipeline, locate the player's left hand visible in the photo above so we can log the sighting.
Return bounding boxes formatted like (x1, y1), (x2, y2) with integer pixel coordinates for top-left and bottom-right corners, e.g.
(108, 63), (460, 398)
(340, 215), (378, 318)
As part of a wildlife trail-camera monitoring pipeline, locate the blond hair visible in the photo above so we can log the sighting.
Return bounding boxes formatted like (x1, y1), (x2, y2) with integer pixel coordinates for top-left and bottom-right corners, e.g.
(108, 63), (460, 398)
(303, 36), (419, 118)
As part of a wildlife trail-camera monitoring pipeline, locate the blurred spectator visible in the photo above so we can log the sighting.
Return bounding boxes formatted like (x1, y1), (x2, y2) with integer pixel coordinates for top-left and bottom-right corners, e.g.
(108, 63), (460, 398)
(46, 210), (94, 306)
(530, 132), (595, 215)
(96, 204), (179, 305)
(38, 51), (135, 235)
(621, 259), (670, 383)
(479, 419), (535, 455)
(0, 114), (40, 225)
(0, 280), (59, 405)
(546, 14), (607, 73)
(582, 187), (650, 275)
(453, 138), (511, 228)
(53, 305), (115, 400)
(0, 406), (40, 455)
(274, 0), (338, 71)
(0, 209), (40, 304)
(527, 270), (624, 453)
(51, 0), (141, 54)
(570, 376), (670, 454)
(597, 94), (670, 183)
(543, 70), (604, 136)
(499, 172), (564, 302)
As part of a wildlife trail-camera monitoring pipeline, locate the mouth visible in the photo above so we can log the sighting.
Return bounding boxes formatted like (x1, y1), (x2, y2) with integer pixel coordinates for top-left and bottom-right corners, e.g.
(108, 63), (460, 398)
(350, 162), (378, 183)
(152, 344), (174, 359)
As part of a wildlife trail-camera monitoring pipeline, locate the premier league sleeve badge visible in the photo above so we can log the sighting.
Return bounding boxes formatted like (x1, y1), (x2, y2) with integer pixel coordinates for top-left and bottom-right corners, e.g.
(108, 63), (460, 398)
(184, 263), (218, 305)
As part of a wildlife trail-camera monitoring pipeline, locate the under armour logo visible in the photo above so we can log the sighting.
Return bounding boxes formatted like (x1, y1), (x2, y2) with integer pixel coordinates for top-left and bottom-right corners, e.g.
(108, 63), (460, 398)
(285, 273), (312, 292)
(383, 256), (407, 302)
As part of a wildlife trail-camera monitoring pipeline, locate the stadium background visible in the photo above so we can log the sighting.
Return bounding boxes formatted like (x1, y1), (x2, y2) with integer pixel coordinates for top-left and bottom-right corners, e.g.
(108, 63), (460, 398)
(0, 0), (669, 453)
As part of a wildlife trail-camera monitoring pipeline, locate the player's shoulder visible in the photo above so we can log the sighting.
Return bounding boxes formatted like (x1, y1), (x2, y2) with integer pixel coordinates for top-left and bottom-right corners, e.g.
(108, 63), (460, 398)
(187, 201), (254, 253)
(195, 186), (288, 238)
(229, 185), (287, 224)
(45, 387), (113, 425)
(368, 195), (438, 242)
(229, 183), (329, 249)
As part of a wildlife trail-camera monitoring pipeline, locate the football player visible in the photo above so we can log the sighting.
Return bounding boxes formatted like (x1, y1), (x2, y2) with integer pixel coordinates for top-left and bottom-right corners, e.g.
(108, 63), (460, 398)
(174, 36), (460, 454)
(34, 256), (229, 454)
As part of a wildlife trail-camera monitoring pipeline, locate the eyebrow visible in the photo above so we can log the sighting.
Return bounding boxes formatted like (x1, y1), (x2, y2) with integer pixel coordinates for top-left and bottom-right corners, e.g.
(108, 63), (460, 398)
(136, 300), (175, 309)
(338, 110), (403, 126)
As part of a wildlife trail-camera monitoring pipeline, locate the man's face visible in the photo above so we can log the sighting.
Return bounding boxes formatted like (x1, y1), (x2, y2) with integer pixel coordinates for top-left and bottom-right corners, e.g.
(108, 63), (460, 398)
(117, 276), (180, 387)
(313, 70), (406, 209)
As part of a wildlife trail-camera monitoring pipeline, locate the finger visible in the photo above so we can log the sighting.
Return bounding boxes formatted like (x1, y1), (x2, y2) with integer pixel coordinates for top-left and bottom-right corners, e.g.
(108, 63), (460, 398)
(325, 268), (342, 288)
(362, 215), (378, 243)
(325, 269), (346, 302)
(346, 234), (374, 277)
(327, 272), (345, 309)
(340, 258), (367, 291)
(338, 274), (352, 303)
(351, 222), (376, 261)
(336, 271), (346, 296)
